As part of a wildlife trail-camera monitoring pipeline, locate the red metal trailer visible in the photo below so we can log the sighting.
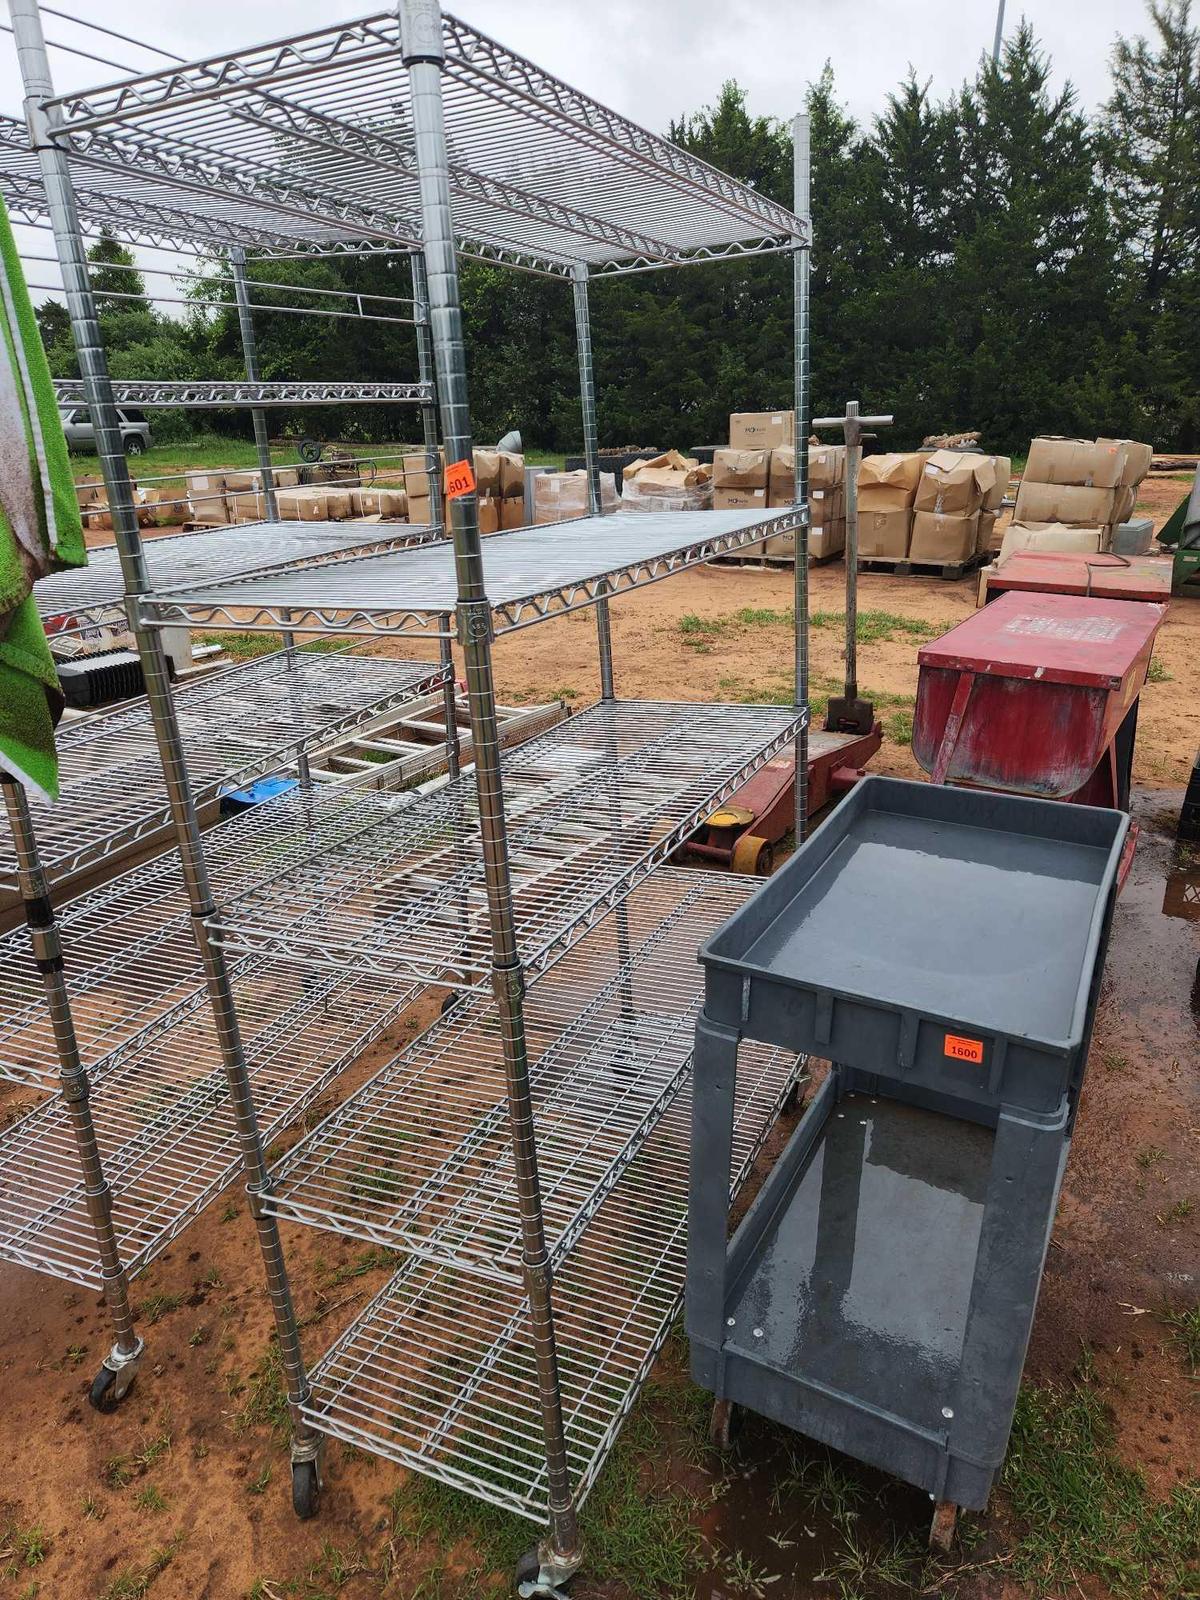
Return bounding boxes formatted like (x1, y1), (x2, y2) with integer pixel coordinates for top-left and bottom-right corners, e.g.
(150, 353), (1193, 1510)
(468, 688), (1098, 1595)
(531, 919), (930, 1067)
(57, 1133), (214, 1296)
(913, 591), (1165, 829)
(982, 551), (1174, 605)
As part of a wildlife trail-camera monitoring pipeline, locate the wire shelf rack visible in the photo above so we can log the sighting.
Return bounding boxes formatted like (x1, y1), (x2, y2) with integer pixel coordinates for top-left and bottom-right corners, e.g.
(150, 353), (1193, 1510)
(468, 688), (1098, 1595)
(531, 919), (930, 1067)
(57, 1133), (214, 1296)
(298, 930), (798, 1520)
(0, 955), (420, 1288)
(201, 700), (806, 986)
(264, 871), (776, 1282)
(0, 652), (445, 894)
(53, 379), (432, 407)
(138, 508), (802, 638)
(35, 520), (439, 631)
(44, 15), (806, 276)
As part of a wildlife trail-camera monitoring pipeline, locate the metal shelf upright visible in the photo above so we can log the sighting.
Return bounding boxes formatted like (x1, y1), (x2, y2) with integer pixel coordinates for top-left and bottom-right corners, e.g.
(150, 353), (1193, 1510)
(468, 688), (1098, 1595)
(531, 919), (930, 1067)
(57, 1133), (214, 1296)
(7, 2), (814, 1590)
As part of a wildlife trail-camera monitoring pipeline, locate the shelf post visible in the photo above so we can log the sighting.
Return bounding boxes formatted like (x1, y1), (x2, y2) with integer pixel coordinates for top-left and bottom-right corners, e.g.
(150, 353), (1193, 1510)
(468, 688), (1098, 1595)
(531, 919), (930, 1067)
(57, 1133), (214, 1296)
(10, 0), (324, 1496)
(572, 263), (614, 699)
(412, 249), (460, 777)
(791, 112), (812, 842)
(400, 0), (582, 1581)
(229, 247), (279, 522)
(1, 774), (144, 1405)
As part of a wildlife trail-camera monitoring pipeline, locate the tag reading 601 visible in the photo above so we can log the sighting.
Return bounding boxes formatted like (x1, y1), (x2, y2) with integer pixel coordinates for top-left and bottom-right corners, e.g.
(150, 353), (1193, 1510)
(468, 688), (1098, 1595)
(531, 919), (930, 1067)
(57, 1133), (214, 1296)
(944, 1033), (984, 1065)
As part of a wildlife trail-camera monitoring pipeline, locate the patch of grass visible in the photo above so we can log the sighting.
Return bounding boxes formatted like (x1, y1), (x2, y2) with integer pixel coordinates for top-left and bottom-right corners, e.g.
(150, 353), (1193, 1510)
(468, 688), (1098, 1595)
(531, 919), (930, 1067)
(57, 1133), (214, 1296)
(98, 1534), (185, 1600)
(1, 1524), (49, 1573)
(232, 1343), (290, 1438)
(103, 1455), (135, 1490)
(1001, 1360), (1200, 1596)
(247, 1462), (273, 1496)
(1156, 1197), (1194, 1227)
(815, 1529), (923, 1597)
(678, 612), (728, 637)
(812, 608), (944, 643)
(1146, 657), (1173, 683)
(220, 1201), (240, 1223)
(189, 1325), (210, 1348)
(1159, 1305), (1200, 1374)
(1103, 1050), (1130, 1075)
(134, 1485), (168, 1514)
(885, 709), (914, 746)
(734, 605), (793, 627)
(198, 632), (351, 663)
(1136, 1146), (1165, 1170)
(139, 1292), (182, 1326)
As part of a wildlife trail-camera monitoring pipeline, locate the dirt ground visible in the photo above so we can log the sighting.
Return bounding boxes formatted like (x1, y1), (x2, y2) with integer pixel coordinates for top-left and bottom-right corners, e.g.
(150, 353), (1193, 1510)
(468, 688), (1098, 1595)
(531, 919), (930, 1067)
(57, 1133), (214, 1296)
(1, 516), (1197, 1598)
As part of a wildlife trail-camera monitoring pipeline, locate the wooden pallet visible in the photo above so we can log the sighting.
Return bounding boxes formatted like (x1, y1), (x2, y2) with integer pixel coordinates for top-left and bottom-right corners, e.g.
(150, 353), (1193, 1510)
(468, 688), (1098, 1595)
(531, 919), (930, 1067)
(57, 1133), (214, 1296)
(858, 550), (989, 582)
(710, 549), (841, 570)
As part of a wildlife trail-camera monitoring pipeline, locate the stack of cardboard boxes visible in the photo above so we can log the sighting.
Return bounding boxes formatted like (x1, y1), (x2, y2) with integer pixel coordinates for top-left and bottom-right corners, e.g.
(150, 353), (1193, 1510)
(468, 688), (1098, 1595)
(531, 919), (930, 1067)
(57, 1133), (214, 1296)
(621, 450), (713, 511)
(403, 448), (526, 532)
(75, 476), (177, 532)
(910, 450), (1009, 563)
(1002, 436), (1152, 558)
(531, 469), (619, 525)
(759, 445), (847, 560)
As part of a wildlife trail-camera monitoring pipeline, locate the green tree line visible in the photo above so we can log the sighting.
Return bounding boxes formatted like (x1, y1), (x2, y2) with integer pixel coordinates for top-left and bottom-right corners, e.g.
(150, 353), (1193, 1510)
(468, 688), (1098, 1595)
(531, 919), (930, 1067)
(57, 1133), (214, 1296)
(35, 5), (1200, 456)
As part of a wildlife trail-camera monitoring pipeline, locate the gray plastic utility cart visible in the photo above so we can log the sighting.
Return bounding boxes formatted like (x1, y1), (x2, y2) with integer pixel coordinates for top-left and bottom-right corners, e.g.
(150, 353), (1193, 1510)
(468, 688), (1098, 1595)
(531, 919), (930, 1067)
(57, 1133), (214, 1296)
(687, 776), (1128, 1548)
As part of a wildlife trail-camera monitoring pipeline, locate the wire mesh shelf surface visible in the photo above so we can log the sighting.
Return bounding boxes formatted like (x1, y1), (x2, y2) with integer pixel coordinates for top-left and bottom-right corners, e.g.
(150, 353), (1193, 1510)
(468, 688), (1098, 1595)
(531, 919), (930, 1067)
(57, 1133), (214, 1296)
(0, 955), (421, 1288)
(300, 976), (798, 1521)
(34, 520), (438, 629)
(201, 699), (806, 986)
(53, 379), (431, 408)
(44, 15), (805, 274)
(0, 652), (446, 891)
(140, 509), (803, 637)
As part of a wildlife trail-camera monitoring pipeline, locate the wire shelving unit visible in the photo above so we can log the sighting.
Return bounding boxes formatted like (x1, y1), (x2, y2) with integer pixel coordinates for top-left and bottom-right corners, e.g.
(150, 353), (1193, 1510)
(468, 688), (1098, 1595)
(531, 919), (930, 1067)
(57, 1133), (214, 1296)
(6, 1), (814, 1589)
(53, 379), (432, 407)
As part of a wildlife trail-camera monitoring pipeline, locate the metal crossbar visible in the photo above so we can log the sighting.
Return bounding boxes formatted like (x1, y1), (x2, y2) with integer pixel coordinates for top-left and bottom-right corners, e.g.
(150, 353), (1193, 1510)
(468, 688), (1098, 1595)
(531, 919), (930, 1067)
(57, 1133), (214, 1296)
(297, 872), (799, 1520)
(139, 509), (801, 637)
(199, 700), (806, 985)
(53, 379), (431, 407)
(0, 651), (446, 893)
(35, 520), (439, 630)
(39, 14), (806, 274)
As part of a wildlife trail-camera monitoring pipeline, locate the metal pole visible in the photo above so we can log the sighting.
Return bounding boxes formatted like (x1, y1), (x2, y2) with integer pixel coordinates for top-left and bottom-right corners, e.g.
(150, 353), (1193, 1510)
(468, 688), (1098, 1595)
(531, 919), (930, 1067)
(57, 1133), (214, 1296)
(400, 2), (581, 1585)
(10, 0), (324, 1510)
(572, 264), (614, 700)
(791, 113), (811, 841)
(991, 0), (1006, 63)
(230, 246), (279, 522)
(1, 774), (144, 1406)
(413, 251), (460, 779)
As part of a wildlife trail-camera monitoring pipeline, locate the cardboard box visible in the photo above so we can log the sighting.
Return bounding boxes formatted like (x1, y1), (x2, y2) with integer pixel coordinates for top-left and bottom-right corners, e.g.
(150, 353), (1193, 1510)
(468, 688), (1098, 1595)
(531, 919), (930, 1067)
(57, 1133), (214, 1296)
(1097, 437), (1153, 486)
(186, 470), (230, 524)
(810, 520), (846, 561)
(909, 510), (979, 563)
(810, 444), (846, 489)
(277, 488), (327, 523)
(712, 448), (769, 490)
(999, 521), (1104, 560)
(473, 449), (501, 496)
(351, 488), (407, 518)
(914, 450), (998, 516)
(223, 470), (261, 493)
(1112, 483), (1137, 523)
(531, 470), (618, 524)
(713, 486), (767, 513)
(322, 489), (353, 520)
(977, 509), (999, 554)
(478, 495), (500, 535)
(1013, 480), (1118, 526)
(500, 495), (525, 530)
(74, 475), (106, 508)
(228, 491), (266, 523)
(983, 457), (1011, 512)
(622, 451), (712, 511)
(729, 410), (794, 450)
(858, 507), (912, 559)
(1024, 437), (1125, 490)
(499, 451), (525, 498)
(857, 453), (929, 512)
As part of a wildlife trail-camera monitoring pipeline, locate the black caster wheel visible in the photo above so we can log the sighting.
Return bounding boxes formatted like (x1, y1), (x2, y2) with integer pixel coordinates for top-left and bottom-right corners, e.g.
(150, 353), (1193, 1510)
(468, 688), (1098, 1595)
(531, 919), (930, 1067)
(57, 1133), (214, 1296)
(88, 1363), (135, 1414)
(291, 1459), (320, 1520)
(709, 1397), (742, 1453)
(440, 992), (460, 1016)
(782, 1080), (803, 1115)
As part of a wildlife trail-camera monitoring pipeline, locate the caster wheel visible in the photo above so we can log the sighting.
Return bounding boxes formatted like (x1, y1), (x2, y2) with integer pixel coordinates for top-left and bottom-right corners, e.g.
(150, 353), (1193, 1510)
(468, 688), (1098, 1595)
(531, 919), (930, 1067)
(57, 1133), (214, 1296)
(440, 992), (460, 1017)
(88, 1362), (135, 1414)
(782, 1080), (803, 1115)
(291, 1459), (320, 1520)
(709, 1397), (741, 1453)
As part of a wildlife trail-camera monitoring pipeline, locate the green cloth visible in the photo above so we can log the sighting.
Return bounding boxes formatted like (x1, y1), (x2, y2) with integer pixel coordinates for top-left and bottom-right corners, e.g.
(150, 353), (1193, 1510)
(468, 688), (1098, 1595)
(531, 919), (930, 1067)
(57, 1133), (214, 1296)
(0, 195), (86, 801)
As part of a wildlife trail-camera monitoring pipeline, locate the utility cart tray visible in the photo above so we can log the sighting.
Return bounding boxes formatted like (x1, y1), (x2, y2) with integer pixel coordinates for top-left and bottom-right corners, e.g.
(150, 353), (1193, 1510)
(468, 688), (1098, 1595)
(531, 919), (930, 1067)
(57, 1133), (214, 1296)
(700, 776), (1128, 1117)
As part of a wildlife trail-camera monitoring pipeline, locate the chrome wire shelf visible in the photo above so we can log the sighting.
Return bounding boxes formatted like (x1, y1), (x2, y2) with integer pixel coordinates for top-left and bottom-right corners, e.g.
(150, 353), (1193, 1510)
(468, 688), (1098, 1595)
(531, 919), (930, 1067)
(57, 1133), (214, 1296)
(35, 520), (439, 631)
(139, 509), (801, 638)
(45, 15), (806, 276)
(202, 700), (806, 986)
(0, 652), (446, 893)
(53, 379), (432, 408)
(0, 955), (420, 1288)
(264, 873), (771, 1283)
(299, 919), (798, 1520)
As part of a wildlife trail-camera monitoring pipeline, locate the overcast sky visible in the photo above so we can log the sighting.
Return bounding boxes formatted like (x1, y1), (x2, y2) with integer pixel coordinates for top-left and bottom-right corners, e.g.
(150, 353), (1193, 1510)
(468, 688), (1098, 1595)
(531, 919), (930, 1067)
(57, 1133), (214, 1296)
(1, 0), (1153, 298)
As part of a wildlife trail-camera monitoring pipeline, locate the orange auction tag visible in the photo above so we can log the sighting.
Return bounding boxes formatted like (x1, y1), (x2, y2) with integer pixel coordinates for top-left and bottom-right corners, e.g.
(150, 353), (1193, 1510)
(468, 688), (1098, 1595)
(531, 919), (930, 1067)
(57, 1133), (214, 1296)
(944, 1033), (984, 1064)
(444, 458), (477, 499)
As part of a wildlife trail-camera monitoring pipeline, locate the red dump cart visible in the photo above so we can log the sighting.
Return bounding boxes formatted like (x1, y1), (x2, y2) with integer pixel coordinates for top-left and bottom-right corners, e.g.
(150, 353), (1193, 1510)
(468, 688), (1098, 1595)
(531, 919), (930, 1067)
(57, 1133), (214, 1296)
(913, 591), (1166, 821)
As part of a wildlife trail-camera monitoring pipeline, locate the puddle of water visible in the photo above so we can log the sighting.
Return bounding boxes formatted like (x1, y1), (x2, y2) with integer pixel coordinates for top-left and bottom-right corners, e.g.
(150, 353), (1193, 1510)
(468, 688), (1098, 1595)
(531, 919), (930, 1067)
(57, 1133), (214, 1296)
(1118, 791), (1200, 1039)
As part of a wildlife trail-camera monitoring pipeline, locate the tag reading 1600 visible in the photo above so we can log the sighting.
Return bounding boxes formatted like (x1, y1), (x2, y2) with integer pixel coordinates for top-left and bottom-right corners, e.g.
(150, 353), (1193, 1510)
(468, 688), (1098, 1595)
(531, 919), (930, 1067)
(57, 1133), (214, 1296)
(944, 1033), (984, 1065)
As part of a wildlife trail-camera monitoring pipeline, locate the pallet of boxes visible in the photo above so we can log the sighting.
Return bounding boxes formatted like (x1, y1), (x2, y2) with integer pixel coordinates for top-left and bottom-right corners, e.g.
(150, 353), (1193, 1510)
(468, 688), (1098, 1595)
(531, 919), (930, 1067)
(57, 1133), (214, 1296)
(403, 447), (526, 531)
(620, 450), (713, 511)
(709, 411), (801, 561)
(531, 467), (620, 524)
(994, 436), (1152, 564)
(859, 448), (1009, 577)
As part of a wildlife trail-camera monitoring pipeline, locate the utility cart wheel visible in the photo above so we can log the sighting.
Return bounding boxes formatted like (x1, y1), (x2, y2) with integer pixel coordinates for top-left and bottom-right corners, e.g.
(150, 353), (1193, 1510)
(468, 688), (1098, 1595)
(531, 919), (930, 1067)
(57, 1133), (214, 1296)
(515, 1548), (571, 1599)
(88, 1361), (136, 1413)
(929, 1499), (958, 1553)
(709, 1397), (741, 1453)
(291, 1459), (321, 1520)
(731, 834), (773, 877)
(781, 1079), (803, 1115)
